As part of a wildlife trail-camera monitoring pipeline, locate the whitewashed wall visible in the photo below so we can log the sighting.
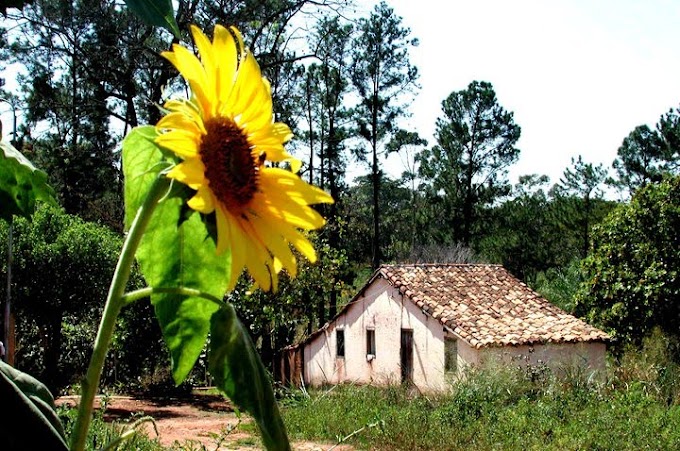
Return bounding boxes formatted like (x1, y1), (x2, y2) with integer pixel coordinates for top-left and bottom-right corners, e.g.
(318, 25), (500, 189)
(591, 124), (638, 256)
(303, 278), (452, 392)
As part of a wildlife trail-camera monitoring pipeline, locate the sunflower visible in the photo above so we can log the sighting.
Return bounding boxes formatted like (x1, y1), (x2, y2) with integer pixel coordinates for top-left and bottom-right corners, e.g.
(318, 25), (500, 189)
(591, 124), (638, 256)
(155, 24), (333, 291)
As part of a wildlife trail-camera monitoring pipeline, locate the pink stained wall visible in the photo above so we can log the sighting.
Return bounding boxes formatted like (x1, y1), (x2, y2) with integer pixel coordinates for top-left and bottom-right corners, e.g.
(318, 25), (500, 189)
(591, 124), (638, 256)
(303, 278), (452, 392)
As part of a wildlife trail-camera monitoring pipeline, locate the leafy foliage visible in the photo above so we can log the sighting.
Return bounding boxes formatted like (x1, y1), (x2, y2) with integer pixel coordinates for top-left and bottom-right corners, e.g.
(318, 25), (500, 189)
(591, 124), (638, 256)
(611, 106), (680, 196)
(351, 0), (419, 268)
(123, 0), (179, 37)
(575, 176), (680, 348)
(419, 80), (521, 246)
(0, 140), (56, 221)
(2, 204), (126, 391)
(551, 155), (611, 258)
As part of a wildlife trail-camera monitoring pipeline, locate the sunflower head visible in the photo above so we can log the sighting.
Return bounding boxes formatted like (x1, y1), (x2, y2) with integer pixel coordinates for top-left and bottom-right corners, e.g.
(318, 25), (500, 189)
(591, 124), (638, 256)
(155, 25), (333, 292)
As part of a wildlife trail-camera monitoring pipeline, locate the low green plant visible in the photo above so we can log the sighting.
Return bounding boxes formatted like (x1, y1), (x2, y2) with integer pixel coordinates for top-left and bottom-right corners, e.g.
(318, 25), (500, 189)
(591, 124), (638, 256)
(59, 403), (164, 451)
(282, 348), (680, 450)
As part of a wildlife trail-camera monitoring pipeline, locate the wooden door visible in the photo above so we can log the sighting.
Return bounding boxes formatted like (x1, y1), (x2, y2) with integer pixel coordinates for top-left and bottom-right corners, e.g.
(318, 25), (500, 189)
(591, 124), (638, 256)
(400, 329), (413, 384)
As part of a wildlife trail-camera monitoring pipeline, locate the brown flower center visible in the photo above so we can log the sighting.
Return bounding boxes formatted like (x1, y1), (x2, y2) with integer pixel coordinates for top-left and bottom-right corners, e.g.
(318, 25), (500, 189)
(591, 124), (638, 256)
(200, 117), (259, 211)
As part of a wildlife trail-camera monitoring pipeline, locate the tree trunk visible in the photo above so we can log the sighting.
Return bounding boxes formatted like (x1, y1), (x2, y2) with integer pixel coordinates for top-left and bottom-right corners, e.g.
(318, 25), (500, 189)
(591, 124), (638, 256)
(42, 312), (63, 392)
(371, 92), (381, 270)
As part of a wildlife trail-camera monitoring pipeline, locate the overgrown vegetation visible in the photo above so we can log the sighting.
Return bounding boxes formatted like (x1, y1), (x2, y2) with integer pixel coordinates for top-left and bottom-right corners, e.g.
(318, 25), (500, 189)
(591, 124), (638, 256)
(282, 330), (680, 450)
(59, 399), (164, 451)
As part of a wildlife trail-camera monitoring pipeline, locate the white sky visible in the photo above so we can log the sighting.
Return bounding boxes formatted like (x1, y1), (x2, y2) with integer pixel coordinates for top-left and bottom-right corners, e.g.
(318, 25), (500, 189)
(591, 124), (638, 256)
(361, 0), (680, 186)
(3, 1), (680, 190)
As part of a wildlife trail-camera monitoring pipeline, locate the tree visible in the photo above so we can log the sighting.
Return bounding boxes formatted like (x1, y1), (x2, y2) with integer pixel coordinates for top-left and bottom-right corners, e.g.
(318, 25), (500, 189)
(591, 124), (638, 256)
(350, 0), (419, 269)
(551, 155), (611, 258)
(1, 205), (126, 390)
(574, 175), (680, 348)
(611, 125), (667, 194)
(418, 80), (520, 246)
(478, 174), (558, 282)
(611, 106), (680, 196)
(341, 174), (414, 265)
(297, 16), (355, 323)
(387, 129), (427, 251)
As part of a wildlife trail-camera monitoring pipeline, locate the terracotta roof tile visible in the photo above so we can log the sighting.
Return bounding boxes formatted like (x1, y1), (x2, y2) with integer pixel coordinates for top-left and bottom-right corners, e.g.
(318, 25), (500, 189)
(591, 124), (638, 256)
(379, 263), (609, 349)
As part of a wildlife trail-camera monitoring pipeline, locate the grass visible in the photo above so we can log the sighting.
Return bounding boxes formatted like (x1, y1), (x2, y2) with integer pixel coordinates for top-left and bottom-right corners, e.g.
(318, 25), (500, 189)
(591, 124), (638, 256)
(281, 332), (680, 450)
(59, 402), (166, 451)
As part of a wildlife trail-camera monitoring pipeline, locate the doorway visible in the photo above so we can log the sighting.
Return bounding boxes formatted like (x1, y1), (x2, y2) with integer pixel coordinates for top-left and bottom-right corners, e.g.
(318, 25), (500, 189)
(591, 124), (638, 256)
(400, 329), (413, 384)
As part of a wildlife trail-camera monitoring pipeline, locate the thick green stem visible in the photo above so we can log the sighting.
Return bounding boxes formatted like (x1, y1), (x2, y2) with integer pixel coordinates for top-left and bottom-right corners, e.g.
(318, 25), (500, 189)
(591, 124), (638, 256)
(69, 176), (170, 451)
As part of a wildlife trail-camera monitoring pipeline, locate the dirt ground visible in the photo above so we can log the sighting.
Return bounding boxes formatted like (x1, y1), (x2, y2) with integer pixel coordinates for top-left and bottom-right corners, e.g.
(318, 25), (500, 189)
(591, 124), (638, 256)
(55, 394), (354, 451)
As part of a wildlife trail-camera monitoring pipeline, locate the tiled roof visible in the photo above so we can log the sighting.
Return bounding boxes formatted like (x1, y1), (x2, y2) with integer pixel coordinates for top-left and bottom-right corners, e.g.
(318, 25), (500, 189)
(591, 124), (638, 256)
(379, 263), (609, 348)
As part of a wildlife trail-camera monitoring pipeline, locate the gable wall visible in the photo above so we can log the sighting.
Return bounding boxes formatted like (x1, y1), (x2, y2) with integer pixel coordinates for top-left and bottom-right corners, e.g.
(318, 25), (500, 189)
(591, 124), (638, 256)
(303, 278), (451, 391)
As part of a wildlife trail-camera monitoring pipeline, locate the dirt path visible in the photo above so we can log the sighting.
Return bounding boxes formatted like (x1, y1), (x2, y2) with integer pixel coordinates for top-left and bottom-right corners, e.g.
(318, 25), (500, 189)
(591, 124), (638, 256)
(56, 395), (354, 450)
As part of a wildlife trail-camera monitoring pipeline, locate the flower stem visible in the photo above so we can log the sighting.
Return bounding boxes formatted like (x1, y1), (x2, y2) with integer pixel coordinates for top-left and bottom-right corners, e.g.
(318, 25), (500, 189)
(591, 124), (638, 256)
(69, 176), (170, 451)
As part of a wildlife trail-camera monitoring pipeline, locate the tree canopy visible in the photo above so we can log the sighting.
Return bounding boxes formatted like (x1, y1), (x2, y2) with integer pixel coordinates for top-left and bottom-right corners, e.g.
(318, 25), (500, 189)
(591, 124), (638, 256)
(419, 80), (521, 245)
(575, 175), (680, 348)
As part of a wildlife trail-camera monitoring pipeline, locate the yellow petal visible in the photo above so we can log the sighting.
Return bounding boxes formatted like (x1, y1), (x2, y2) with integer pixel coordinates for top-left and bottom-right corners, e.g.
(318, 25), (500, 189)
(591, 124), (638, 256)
(162, 45), (213, 117)
(250, 214), (297, 277)
(289, 157), (302, 174)
(155, 130), (200, 158)
(213, 25), (238, 106)
(228, 53), (264, 116)
(190, 25), (217, 92)
(272, 122), (294, 142)
(277, 219), (318, 263)
(261, 168), (334, 205)
(166, 159), (205, 189)
(238, 81), (273, 130)
(187, 186), (215, 214)
(157, 112), (204, 136)
(237, 216), (273, 291)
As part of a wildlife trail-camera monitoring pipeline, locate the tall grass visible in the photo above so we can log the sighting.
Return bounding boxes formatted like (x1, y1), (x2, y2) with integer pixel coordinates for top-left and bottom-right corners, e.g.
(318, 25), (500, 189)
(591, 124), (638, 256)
(282, 332), (680, 450)
(59, 399), (165, 451)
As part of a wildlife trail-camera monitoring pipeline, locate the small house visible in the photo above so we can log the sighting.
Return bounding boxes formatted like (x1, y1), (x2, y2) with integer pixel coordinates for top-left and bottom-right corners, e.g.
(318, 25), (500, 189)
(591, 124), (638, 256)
(281, 264), (609, 393)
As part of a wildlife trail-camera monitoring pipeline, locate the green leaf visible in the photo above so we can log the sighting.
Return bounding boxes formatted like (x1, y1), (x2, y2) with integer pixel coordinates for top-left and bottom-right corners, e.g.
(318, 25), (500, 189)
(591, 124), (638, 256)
(123, 125), (231, 383)
(121, 125), (168, 229)
(140, 192), (230, 383)
(0, 361), (68, 450)
(0, 140), (56, 221)
(124, 0), (180, 38)
(209, 305), (291, 451)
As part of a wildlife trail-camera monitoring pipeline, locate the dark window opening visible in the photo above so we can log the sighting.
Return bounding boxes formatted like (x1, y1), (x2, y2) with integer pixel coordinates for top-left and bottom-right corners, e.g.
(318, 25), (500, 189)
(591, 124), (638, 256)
(445, 337), (458, 373)
(336, 329), (345, 358)
(401, 329), (413, 383)
(366, 329), (376, 357)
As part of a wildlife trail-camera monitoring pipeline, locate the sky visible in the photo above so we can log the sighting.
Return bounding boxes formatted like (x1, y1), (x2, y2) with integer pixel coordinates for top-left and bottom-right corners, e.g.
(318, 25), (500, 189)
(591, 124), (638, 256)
(356, 0), (680, 186)
(2, 1), (680, 190)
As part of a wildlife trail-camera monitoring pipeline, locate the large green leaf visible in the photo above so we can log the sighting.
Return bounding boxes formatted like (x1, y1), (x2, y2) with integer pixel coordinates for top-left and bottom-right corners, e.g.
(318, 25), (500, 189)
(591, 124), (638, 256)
(122, 125), (231, 384)
(121, 125), (167, 228)
(140, 191), (229, 383)
(0, 140), (56, 221)
(209, 305), (291, 451)
(124, 0), (180, 38)
(0, 361), (68, 451)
